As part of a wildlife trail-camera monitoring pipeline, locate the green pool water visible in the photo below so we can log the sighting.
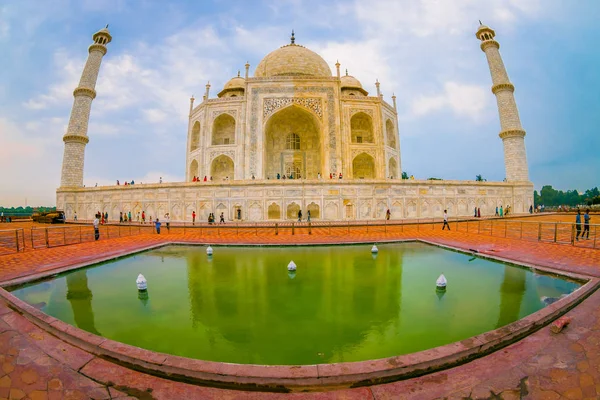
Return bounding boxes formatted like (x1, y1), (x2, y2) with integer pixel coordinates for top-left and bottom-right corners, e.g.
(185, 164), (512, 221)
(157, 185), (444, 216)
(11, 242), (580, 365)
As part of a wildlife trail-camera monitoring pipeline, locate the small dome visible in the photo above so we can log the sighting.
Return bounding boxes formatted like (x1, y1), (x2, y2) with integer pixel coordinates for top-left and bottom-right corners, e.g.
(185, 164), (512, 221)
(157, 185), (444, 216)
(223, 76), (245, 90)
(341, 74), (363, 89)
(255, 44), (332, 78)
(476, 24), (495, 38)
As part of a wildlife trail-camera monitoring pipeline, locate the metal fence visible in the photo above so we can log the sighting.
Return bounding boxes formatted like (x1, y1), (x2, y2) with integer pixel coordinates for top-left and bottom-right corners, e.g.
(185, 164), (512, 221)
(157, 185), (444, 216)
(0, 218), (597, 255)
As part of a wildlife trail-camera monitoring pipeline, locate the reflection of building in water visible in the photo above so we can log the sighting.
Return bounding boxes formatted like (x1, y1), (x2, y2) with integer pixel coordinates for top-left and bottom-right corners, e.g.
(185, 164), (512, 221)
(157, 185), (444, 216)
(496, 265), (526, 328)
(66, 270), (101, 335)
(185, 247), (403, 363)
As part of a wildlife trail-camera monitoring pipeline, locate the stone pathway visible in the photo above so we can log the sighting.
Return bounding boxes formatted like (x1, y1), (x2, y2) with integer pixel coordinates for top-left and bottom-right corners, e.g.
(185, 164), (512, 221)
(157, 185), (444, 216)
(0, 225), (598, 399)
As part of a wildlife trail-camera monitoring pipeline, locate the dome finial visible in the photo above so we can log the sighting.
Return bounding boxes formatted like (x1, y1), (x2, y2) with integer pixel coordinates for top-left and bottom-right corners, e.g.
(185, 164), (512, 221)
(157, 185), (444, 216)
(345, 69), (348, 76)
(479, 20), (483, 25)
(290, 30), (295, 44)
(237, 70), (240, 77)
(105, 24), (109, 29)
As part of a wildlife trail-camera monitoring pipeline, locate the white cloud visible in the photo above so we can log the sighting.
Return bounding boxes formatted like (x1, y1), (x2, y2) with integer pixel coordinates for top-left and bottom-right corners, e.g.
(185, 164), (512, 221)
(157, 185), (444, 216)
(409, 81), (488, 120)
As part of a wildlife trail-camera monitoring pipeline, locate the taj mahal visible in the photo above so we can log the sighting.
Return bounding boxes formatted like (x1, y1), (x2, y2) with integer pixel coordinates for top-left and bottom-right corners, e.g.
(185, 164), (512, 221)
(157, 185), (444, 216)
(57, 25), (533, 222)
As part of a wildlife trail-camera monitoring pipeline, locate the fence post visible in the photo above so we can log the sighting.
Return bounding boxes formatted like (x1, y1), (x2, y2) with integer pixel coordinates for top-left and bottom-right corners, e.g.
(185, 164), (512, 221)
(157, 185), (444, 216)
(478, 220), (480, 234)
(594, 225), (597, 249)
(504, 221), (507, 238)
(275, 223), (278, 235)
(79, 226), (82, 243)
(490, 221), (493, 237)
(107, 226), (110, 239)
(45, 228), (49, 248)
(236, 223), (239, 235)
(31, 228), (34, 248)
(63, 227), (66, 245)
(366, 221), (369, 233)
(15, 230), (19, 252)
(520, 222), (523, 239)
(329, 222), (331, 235)
(292, 223), (295, 235)
(571, 224), (575, 245)
(255, 223), (258, 236)
(554, 223), (558, 243)
(347, 221), (350, 233)
(538, 222), (542, 241)
(308, 222), (312, 235)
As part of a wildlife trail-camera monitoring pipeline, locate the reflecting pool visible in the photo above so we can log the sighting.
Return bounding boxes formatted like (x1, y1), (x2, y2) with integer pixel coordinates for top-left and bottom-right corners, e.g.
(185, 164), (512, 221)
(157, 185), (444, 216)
(11, 242), (580, 365)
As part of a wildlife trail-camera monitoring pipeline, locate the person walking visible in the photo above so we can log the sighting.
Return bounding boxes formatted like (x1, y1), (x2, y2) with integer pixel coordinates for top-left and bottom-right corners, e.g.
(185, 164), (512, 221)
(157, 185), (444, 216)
(442, 209), (450, 230)
(477, 207), (481, 218)
(297, 210), (302, 222)
(499, 206), (504, 218)
(575, 209), (582, 241)
(192, 211), (196, 225)
(583, 209), (591, 240)
(495, 206), (499, 216)
(155, 218), (161, 234)
(137, 212), (140, 223)
(74, 211), (78, 221)
(104, 212), (108, 223)
(529, 205), (533, 214)
(93, 214), (100, 240)
(164, 213), (170, 233)
(119, 212), (123, 223)
(386, 209), (391, 220)
(141, 211), (146, 224)
(219, 212), (225, 224)
(307, 210), (311, 222)
(474, 207), (477, 218)
(128, 211), (132, 223)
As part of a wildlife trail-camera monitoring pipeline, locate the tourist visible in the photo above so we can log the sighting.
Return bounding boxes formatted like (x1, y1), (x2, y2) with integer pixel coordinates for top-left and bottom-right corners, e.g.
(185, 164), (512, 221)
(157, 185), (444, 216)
(142, 211), (146, 224)
(192, 211), (196, 225)
(128, 211), (132, 222)
(105, 212), (108, 223)
(477, 207), (481, 218)
(252, 175), (255, 180)
(317, 173), (321, 180)
(277, 173), (280, 179)
(529, 205), (533, 214)
(307, 210), (311, 222)
(131, 180), (135, 185)
(474, 207), (477, 218)
(116, 180), (120, 185)
(339, 173), (343, 179)
(159, 177), (163, 183)
(282, 175), (286, 180)
(297, 210), (302, 222)
(495, 206), (499, 216)
(330, 173), (333, 179)
(155, 218), (161, 234)
(583, 209), (591, 240)
(442, 209), (450, 230)
(74, 211), (78, 221)
(210, 176), (213, 181)
(101, 213), (105, 225)
(575, 209), (582, 241)
(203, 176), (207, 182)
(499, 206), (503, 217)
(119, 212), (123, 223)
(164, 213), (170, 232)
(386, 209), (391, 220)
(136, 212), (140, 223)
(95, 183), (98, 187)
(93, 214), (100, 240)
(220, 212), (225, 224)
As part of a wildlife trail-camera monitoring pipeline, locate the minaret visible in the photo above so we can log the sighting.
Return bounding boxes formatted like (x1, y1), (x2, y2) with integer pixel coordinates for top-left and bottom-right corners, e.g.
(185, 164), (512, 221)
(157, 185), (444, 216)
(477, 23), (529, 182)
(60, 27), (111, 188)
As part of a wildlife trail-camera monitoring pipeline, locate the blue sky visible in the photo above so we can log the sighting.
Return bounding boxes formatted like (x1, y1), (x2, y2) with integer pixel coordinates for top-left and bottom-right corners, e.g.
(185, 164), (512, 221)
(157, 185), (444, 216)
(0, 0), (598, 206)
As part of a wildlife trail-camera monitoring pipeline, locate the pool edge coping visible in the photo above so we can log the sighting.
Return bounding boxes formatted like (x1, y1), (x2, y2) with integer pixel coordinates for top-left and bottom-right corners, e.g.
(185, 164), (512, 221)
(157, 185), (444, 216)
(0, 239), (598, 392)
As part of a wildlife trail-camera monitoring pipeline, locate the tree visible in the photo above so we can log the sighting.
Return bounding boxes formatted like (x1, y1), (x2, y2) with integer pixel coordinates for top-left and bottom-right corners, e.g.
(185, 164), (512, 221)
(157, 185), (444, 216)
(401, 171), (409, 180)
(475, 174), (484, 182)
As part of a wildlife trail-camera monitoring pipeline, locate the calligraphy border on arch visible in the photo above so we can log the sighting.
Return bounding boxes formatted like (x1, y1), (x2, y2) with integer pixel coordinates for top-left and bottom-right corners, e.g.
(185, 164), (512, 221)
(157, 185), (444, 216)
(249, 86), (336, 175)
(263, 97), (323, 120)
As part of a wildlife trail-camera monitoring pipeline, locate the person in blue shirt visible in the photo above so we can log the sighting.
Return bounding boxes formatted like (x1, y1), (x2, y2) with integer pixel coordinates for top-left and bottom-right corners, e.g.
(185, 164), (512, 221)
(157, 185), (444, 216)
(155, 218), (161, 234)
(583, 209), (591, 240)
(575, 210), (582, 241)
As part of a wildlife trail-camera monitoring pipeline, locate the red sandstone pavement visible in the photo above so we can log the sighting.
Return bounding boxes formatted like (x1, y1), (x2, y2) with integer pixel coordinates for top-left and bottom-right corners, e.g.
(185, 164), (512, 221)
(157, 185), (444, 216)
(0, 227), (599, 399)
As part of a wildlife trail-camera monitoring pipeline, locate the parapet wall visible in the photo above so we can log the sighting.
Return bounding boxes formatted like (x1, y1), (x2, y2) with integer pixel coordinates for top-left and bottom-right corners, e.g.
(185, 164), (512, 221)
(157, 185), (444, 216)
(56, 180), (533, 222)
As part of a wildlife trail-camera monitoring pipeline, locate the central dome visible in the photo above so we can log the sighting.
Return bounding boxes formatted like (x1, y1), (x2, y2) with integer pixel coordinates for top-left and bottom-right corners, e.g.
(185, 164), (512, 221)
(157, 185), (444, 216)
(254, 44), (332, 78)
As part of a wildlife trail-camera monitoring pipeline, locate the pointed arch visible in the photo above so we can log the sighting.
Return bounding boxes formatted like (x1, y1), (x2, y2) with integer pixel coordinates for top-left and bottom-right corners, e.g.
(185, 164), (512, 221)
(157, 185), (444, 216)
(307, 202), (320, 219)
(351, 112), (373, 143)
(268, 203), (281, 220)
(388, 157), (398, 179)
(352, 152), (375, 179)
(286, 202), (300, 220)
(386, 119), (397, 148)
(210, 155), (234, 181)
(189, 159), (198, 180)
(212, 114), (236, 145)
(190, 121), (200, 151)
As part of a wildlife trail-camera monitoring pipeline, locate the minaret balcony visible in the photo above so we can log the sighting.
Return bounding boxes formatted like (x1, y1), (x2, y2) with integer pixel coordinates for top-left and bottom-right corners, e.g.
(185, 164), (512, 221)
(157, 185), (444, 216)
(480, 40), (500, 51)
(73, 87), (97, 99)
(491, 83), (515, 94)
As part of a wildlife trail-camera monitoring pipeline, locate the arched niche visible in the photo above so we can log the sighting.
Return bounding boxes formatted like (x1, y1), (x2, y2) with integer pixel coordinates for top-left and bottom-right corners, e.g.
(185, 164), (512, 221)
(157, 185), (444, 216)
(352, 153), (375, 179)
(190, 121), (200, 151)
(212, 114), (236, 145)
(351, 112), (373, 143)
(385, 119), (396, 148)
(189, 159), (198, 180)
(286, 202), (300, 220)
(265, 105), (321, 180)
(268, 203), (281, 220)
(210, 155), (234, 181)
(307, 202), (320, 219)
(388, 157), (398, 179)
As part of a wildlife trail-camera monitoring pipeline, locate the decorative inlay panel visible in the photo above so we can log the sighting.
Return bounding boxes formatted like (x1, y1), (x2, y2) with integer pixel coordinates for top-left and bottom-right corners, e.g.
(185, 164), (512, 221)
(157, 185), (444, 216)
(211, 110), (237, 119)
(263, 97), (323, 120)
